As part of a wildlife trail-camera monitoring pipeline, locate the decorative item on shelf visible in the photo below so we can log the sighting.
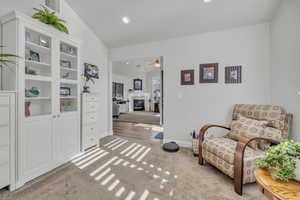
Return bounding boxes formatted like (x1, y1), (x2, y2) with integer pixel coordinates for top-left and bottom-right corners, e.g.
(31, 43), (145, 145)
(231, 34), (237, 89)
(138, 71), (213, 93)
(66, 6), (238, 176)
(256, 140), (300, 182)
(25, 87), (40, 98)
(0, 45), (19, 68)
(181, 69), (194, 85)
(199, 63), (218, 83)
(25, 66), (37, 75)
(32, 6), (69, 34)
(25, 102), (31, 117)
(225, 66), (242, 84)
(60, 99), (72, 112)
(83, 63), (99, 93)
(61, 43), (76, 55)
(62, 72), (70, 79)
(60, 87), (71, 96)
(29, 50), (40, 62)
(133, 79), (143, 90)
(39, 36), (50, 48)
(60, 60), (71, 68)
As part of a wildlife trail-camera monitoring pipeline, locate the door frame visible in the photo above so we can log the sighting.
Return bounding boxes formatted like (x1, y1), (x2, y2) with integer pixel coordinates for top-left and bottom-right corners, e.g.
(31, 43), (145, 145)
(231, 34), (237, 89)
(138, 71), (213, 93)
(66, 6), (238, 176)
(108, 56), (165, 135)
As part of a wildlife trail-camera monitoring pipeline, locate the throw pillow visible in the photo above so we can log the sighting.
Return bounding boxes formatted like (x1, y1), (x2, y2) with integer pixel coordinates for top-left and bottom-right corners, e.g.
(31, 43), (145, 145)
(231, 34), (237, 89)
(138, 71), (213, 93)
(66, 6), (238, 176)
(228, 115), (268, 150)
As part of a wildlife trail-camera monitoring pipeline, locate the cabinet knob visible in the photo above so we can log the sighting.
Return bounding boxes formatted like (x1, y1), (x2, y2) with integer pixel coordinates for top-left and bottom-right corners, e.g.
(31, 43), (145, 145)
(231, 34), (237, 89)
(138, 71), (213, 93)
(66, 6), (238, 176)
(53, 115), (56, 118)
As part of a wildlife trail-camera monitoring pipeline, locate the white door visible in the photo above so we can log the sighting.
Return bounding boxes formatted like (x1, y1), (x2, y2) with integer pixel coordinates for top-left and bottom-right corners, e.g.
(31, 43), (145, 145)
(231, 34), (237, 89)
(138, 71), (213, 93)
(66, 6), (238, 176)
(53, 114), (80, 165)
(22, 118), (53, 181)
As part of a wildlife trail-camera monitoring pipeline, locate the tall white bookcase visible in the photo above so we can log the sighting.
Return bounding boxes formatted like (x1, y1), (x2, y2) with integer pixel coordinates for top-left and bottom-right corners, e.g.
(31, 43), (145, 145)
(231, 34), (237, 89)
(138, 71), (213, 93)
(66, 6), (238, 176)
(1, 11), (81, 188)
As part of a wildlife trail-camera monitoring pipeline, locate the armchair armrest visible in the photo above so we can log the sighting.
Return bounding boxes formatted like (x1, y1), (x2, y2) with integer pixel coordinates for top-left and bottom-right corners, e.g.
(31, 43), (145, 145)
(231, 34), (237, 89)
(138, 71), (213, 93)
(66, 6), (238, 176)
(234, 137), (279, 195)
(198, 124), (230, 165)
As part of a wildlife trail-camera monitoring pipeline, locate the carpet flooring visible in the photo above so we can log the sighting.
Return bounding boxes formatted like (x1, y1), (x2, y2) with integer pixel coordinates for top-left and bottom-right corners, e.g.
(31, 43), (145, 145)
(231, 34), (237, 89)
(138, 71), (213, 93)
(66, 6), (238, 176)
(115, 112), (160, 125)
(0, 136), (264, 200)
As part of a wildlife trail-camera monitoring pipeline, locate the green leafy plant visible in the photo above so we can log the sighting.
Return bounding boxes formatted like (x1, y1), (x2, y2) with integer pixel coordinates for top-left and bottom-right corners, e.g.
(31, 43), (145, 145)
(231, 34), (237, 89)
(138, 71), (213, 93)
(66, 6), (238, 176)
(32, 6), (69, 34)
(256, 140), (300, 181)
(0, 45), (19, 67)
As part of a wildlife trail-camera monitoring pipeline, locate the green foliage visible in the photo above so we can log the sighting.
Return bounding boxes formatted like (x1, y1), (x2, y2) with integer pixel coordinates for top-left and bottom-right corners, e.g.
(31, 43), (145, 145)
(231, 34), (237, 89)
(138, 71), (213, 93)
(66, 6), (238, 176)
(256, 140), (300, 181)
(0, 45), (19, 67)
(32, 6), (69, 34)
(84, 75), (95, 85)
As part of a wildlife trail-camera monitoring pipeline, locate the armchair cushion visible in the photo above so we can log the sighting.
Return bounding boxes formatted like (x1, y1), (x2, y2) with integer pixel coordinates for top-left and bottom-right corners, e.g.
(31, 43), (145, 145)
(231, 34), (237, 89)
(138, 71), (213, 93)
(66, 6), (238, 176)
(232, 104), (286, 130)
(228, 115), (268, 149)
(202, 137), (265, 184)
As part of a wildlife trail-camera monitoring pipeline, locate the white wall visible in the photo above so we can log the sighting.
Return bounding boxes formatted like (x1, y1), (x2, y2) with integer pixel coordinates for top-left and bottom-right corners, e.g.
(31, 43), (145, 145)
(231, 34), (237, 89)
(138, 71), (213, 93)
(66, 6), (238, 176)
(110, 24), (271, 146)
(0, 0), (110, 138)
(270, 0), (300, 141)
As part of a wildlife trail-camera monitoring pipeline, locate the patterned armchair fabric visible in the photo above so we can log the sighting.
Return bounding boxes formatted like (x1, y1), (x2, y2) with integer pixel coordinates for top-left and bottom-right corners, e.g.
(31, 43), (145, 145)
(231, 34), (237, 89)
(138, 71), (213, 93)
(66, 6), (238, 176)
(201, 104), (292, 185)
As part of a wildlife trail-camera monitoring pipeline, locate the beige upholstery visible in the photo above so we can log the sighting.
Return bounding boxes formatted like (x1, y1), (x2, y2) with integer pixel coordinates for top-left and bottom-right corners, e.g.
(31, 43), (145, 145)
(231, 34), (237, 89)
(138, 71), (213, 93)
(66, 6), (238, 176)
(202, 104), (292, 184)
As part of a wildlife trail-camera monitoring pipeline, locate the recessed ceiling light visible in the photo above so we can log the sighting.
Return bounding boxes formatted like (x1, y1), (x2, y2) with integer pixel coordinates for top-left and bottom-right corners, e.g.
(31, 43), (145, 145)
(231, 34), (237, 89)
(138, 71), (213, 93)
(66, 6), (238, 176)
(122, 16), (130, 24)
(125, 61), (130, 65)
(203, 0), (212, 3)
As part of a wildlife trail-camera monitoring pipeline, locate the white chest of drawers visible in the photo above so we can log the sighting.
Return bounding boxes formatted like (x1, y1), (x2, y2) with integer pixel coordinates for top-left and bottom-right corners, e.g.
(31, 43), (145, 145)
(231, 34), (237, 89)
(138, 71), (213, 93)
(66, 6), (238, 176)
(81, 93), (99, 150)
(0, 92), (15, 190)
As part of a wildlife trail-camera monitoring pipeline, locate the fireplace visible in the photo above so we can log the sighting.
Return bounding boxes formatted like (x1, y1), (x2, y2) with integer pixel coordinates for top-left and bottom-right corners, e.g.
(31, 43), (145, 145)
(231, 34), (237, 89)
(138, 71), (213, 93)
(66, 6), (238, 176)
(133, 99), (145, 111)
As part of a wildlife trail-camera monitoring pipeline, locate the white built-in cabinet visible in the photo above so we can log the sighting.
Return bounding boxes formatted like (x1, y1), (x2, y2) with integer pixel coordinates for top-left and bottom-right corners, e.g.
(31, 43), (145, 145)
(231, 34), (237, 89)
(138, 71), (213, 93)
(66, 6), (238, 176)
(0, 92), (15, 191)
(1, 11), (81, 188)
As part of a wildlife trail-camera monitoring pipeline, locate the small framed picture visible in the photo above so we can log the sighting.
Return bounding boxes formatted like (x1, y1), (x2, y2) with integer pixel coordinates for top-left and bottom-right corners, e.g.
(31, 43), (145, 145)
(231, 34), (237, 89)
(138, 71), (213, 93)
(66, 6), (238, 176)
(60, 60), (71, 68)
(181, 70), (194, 85)
(225, 66), (242, 84)
(29, 50), (40, 62)
(133, 79), (143, 90)
(39, 36), (50, 48)
(84, 63), (99, 79)
(60, 87), (71, 96)
(199, 63), (218, 83)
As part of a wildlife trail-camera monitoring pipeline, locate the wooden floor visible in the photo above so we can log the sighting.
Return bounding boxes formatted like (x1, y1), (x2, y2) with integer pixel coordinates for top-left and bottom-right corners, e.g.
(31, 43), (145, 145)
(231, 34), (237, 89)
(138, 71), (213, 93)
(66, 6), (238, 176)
(113, 120), (163, 141)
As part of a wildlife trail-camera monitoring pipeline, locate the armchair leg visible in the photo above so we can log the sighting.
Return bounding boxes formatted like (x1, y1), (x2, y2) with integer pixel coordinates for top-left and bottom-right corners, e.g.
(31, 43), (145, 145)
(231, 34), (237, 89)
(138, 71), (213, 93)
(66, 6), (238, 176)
(199, 154), (204, 165)
(234, 142), (245, 196)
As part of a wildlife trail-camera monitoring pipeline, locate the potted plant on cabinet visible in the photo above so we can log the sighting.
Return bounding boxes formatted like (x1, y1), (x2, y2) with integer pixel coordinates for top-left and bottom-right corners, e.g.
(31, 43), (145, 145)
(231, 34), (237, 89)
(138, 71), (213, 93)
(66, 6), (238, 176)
(256, 140), (300, 182)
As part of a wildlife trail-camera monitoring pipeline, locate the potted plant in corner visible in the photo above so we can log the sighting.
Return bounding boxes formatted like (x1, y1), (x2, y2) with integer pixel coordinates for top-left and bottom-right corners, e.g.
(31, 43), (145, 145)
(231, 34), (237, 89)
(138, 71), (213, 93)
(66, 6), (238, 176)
(256, 140), (300, 182)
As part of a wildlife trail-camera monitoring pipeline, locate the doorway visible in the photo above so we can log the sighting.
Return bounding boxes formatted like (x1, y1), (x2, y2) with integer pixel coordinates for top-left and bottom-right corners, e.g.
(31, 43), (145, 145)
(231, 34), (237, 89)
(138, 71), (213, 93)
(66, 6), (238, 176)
(111, 56), (164, 142)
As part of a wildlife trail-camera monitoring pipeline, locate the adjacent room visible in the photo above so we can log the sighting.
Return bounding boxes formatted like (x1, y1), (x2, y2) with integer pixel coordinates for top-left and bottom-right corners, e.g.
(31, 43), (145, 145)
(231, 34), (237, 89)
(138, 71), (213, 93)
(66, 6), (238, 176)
(0, 0), (300, 200)
(112, 57), (163, 141)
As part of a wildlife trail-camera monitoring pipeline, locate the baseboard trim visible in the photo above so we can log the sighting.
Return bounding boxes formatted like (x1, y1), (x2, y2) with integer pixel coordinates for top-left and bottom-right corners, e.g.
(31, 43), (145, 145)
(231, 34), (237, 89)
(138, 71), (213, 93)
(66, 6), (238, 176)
(163, 139), (192, 148)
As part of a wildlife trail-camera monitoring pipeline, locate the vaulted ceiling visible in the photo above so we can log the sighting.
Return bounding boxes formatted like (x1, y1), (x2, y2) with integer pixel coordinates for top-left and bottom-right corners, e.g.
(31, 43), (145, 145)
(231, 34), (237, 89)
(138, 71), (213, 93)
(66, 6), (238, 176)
(67, 0), (281, 48)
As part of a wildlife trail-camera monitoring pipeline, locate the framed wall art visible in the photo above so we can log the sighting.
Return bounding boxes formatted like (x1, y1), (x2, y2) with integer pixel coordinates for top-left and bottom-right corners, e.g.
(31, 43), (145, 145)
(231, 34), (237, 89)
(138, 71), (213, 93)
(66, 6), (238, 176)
(133, 79), (143, 90)
(225, 66), (242, 84)
(181, 70), (194, 85)
(199, 63), (218, 83)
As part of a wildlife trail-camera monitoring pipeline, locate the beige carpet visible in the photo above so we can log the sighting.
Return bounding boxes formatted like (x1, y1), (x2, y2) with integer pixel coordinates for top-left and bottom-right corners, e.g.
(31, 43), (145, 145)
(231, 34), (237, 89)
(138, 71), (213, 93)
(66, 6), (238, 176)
(115, 112), (160, 125)
(0, 137), (264, 200)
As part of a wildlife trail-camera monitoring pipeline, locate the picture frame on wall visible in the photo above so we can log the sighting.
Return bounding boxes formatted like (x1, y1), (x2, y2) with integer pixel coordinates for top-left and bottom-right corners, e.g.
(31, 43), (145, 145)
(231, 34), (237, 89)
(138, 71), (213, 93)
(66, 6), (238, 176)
(181, 70), (194, 85)
(84, 63), (99, 79)
(199, 63), (218, 83)
(225, 66), (242, 84)
(133, 79), (143, 90)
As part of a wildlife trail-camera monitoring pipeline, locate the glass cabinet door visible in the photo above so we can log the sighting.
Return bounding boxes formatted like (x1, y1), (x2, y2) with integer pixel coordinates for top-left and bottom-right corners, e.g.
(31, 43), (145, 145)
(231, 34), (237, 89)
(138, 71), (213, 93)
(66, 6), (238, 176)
(59, 41), (79, 113)
(24, 28), (53, 117)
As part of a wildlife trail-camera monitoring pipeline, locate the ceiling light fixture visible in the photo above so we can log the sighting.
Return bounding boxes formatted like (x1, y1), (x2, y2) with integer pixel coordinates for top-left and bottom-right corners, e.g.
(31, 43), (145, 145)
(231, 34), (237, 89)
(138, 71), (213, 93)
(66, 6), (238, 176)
(154, 60), (160, 68)
(203, 0), (212, 3)
(122, 16), (130, 24)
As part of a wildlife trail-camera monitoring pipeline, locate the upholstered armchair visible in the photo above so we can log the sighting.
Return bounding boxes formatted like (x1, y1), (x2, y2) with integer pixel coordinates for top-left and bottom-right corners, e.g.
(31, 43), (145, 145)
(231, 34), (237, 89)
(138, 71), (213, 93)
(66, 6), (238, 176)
(198, 104), (292, 195)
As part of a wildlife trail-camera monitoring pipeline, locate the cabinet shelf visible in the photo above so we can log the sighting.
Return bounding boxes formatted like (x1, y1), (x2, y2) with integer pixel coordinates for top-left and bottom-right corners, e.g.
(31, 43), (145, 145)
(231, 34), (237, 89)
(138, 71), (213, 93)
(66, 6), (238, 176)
(60, 96), (77, 99)
(26, 41), (51, 53)
(25, 75), (52, 82)
(25, 97), (51, 101)
(60, 79), (78, 84)
(60, 67), (77, 72)
(26, 60), (51, 68)
(60, 52), (77, 59)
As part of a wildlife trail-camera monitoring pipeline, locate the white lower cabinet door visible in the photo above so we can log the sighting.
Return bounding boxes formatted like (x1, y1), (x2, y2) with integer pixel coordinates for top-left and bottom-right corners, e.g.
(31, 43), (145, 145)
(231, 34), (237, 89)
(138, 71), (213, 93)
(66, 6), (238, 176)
(23, 118), (53, 181)
(53, 114), (80, 165)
